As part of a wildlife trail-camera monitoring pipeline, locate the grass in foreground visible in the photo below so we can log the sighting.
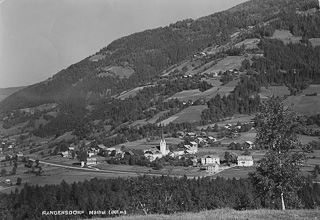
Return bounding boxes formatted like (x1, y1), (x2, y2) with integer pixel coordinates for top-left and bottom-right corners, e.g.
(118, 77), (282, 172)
(89, 209), (320, 220)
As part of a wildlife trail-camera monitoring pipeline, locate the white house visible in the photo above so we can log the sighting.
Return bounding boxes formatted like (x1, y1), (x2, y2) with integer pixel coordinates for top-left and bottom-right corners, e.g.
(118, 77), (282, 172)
(61, 151), (69, 157)
(81, 157), (97, 167)
(237, 155), (254, 166)
(201, 155), (220, 165)
(205, 163), (219, 174)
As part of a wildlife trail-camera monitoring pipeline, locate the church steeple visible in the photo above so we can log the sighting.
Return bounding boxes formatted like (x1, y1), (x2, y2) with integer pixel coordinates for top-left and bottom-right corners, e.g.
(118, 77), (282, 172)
(160, 124), (167, 155)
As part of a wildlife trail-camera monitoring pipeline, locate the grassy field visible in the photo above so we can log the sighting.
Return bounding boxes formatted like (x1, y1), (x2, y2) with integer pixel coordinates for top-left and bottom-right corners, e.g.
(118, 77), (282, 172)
(309, 38), (320, 47)
(89, 208), (320, 220)
(259, 86), (290, 99)
(301, 84), (320, 95)
(284, 95), (320, 116)
(171, 105), (208, 124)
(271, 30), (302, 45)
(116, 85), (155, 100)
(205, 56), (246, 74)
(234, 38), (260, 50)
(215, 166), (255, 179)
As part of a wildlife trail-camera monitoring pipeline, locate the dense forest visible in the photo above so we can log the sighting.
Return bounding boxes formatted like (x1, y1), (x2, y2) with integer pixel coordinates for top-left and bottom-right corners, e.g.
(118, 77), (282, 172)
(0, 175), (319, 219)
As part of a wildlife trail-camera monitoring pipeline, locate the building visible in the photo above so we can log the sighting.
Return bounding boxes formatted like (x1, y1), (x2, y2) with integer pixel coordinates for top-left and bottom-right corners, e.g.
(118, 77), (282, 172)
(184, 144), (198, 154)
(61, 151), (69, 158)
(205, 163), (219, 174)
(81, 157), (97, 167)
(244, 141), (254, 149)
(201, 155), (220, 165)
(237, 155), (254, 166)
(144, 150), (163, 161)
(144, 126), (169, 161)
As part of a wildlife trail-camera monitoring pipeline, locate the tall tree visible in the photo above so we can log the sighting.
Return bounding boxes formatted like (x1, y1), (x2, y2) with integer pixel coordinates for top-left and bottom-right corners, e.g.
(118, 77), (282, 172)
(249, 96), (305, 210)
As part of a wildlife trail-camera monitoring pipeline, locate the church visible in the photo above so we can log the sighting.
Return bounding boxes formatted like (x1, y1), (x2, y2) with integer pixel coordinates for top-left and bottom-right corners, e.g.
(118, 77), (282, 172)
(144, 127), (169, 161)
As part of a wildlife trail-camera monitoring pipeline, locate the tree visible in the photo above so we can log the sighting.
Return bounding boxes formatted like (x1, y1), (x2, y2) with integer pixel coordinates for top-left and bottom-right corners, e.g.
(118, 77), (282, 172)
(249, 96), (305, 210)
(1, 168), (6, 176)
(16, 177), (22, 186)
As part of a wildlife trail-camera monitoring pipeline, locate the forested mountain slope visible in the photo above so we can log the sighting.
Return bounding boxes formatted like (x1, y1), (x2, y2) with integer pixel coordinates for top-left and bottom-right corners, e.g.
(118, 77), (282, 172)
(1, 0), (320, 138)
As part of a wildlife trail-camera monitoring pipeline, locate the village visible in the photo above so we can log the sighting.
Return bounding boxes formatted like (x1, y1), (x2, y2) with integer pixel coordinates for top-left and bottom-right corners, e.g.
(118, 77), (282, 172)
(0, 120), (257, 190)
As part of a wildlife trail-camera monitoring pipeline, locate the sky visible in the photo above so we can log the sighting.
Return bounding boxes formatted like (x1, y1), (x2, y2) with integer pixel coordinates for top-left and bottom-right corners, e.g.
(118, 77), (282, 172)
(0, 0), (248, 88)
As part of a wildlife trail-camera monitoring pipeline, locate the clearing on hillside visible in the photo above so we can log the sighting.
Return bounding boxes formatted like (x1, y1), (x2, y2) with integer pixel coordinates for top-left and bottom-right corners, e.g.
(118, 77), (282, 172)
(271, 29), (302, 44)
(259, 86), (290, 99)
(284, 95), (320, 116)
(98, 66), (135, 78)
(171, 105), (208, 124)
(309, 38), (320, 47)
(234, 38), (260, 50)
(116, 85), (154, 100)
(203, 56), (246, 74)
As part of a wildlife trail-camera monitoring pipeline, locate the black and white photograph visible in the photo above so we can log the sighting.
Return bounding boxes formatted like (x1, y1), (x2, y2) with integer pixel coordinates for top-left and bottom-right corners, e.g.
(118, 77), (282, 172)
(1, 0), (320, 219)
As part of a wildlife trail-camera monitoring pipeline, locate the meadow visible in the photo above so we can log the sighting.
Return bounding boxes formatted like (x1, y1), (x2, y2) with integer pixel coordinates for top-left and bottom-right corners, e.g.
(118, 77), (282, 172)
(90, 208), (320, 220)
(271, 29), (302, 44)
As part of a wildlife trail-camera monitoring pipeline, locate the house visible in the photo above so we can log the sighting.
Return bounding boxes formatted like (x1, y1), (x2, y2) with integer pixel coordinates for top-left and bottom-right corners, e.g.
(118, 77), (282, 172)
(16, 151), (24, 159)
(205, 163), (219, 174)
(3, 179), (11, 184)
(61, 151), (69, 158)
(201, 155), (220, 165)
(244, 141), (254, 149)
(184, 144), (198, 154)
(81, 157), (97, 167)
(237, 155), (254, 166)
(144, 150), (163, 161)
(97, 144), (107, 150)
(189, 141), (198, 148)
(172, 149), (185, 157)
(186, 132), (196, 137)
(208, 136), (217, 142)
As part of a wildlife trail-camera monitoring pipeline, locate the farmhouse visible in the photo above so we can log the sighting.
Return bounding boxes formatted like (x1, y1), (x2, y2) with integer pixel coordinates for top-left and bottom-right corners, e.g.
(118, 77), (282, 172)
(81, 157), (97, 167)
(61, 151), (69, 158)
(144, 149), (163, 161)
(201, 155), (220, 165)
(204, 163), (220, 174)
(237, 155), (254, 166)
(244, 141), (254, 149)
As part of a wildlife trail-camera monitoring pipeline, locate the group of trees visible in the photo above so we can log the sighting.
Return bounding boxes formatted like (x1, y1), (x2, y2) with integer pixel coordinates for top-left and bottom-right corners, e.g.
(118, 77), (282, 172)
(201, 75), (261, 123)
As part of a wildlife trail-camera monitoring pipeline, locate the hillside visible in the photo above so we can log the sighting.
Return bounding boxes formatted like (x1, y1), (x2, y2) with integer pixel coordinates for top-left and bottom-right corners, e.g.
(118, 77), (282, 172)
(90, 209), (320, 220)
(1, 0), (320, 141)
(0, 86), (25, 102)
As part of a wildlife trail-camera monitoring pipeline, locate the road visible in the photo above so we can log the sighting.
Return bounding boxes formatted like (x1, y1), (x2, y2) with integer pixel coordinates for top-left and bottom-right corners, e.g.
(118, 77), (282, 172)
(28, 159), (198, 179)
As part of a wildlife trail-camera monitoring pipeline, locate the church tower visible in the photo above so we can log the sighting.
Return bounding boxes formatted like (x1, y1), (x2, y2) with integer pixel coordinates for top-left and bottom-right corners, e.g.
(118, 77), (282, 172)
(159, 125), (167, 155)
